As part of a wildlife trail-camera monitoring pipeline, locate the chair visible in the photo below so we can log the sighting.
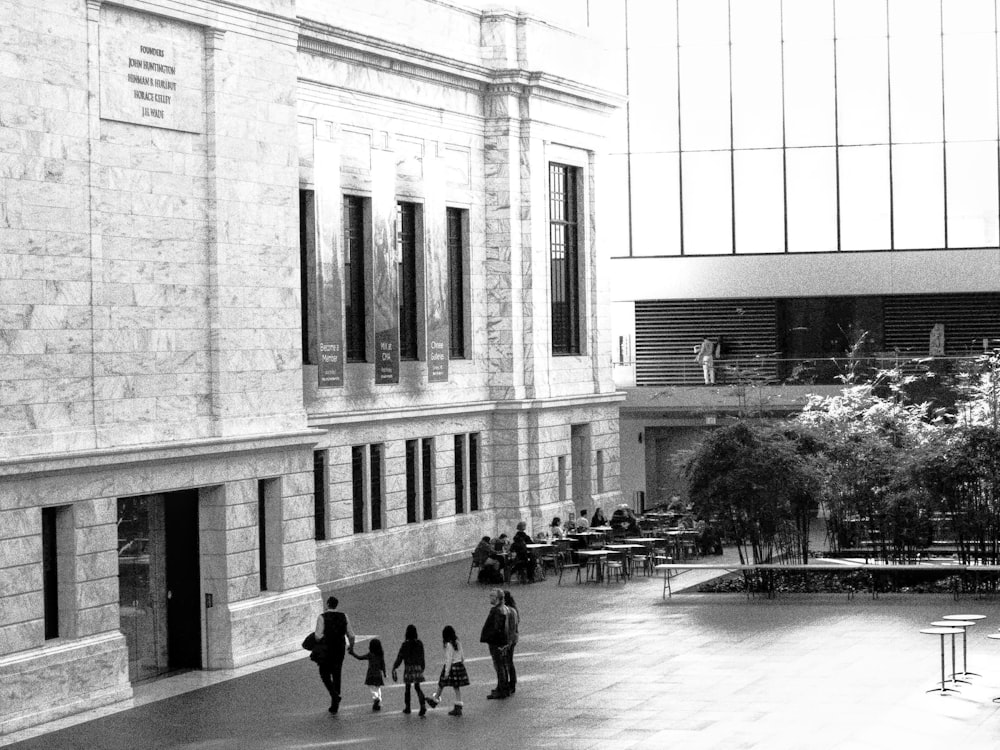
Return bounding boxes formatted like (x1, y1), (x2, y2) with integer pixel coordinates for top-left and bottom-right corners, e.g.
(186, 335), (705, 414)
(558, 558), (583, 585)
(604, 551), (627, 584)
(468, 554), (481, 584)
(632, 545), (652, 577)
(539, 546), (560, 579)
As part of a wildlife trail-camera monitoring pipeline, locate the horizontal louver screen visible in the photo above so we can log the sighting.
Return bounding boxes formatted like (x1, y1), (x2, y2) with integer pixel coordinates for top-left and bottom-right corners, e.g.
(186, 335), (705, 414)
(883, 294), (1000, 356)
(635, 299), (778, 386)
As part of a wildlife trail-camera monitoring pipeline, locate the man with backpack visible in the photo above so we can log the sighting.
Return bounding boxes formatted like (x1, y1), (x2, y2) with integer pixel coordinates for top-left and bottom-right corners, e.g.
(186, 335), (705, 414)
(479, 588), (511, 698)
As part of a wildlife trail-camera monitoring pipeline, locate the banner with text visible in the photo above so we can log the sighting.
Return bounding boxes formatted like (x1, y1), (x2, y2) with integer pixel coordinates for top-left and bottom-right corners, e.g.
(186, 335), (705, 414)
(372, 149), (399, 384)
(424, 154), (449, 382)
(314, 140), (345, 388)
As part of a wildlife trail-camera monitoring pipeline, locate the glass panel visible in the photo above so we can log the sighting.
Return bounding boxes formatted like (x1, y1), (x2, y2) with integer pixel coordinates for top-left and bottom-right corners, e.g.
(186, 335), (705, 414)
(679, 44), (731, 150)
(946, 141), (1000, 247)
(836, 37), (890, 145)
(734, 149), (784, 253)
(786, 147), (838, 253)
(632, 153), (681, 256)
(839, 145), (891, 251)
(118, 496), (163, 682)
(678, 0), (729, 44)
(628, 2), (678, 150)
(888, 27), (943, 144)
(835, 0), (887, 39)
(682, 150), (732, 254)
(943, 33), (998, 142)
(784, 40), (836, 147)
(731, 40), (783, 148)
(783, 0), (833, 41)
(888, 0), (939, 37)
(730, 0), (781, 43)
(892, 143), (945, 249)
(942, 0), (996, 34)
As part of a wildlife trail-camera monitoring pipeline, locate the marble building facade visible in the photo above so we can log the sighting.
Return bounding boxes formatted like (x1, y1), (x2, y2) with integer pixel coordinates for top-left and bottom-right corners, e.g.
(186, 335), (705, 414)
(0, 0), (624, 733)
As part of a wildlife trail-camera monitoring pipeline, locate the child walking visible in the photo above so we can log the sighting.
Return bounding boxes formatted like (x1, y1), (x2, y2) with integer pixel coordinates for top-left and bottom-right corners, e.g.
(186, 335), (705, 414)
(349, 638), (387, 711)
(391, 624), (427, 716)
(425, 625), (470, 717)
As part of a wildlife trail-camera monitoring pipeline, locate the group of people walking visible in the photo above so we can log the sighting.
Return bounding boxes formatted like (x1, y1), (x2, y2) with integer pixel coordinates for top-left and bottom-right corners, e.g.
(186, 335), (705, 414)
(311, 588), (520, 718)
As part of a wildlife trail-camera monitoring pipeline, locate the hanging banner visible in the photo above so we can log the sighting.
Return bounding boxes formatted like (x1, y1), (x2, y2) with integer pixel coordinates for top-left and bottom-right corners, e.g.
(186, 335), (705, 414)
(314, 140), (344, 388)
(424, 153), (449, 382)
(372, 149), (399, 384)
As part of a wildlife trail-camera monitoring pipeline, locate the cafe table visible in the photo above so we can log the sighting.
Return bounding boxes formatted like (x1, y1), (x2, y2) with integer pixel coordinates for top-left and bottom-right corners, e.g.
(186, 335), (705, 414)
(568, 530), (606, 548)
(921, 626), (966, 695)
(605, 543), (648, 577)
(575, 549), (609, 582)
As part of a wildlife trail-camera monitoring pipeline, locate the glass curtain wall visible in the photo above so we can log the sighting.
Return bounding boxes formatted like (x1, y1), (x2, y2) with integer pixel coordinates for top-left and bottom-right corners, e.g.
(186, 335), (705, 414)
(627, 0), (1000, 255)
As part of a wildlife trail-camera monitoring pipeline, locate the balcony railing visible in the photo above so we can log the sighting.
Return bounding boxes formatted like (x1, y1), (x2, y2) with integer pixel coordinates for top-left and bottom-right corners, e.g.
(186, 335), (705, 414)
(616, 353), (995, 388)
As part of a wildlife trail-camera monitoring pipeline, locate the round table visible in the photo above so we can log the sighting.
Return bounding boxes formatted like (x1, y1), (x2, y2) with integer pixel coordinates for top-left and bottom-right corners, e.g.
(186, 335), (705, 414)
(930, 620), (974, 686)
(942, 613), (986, 678)
(575, 550), (609, 582)
(920, 627), (966, 695)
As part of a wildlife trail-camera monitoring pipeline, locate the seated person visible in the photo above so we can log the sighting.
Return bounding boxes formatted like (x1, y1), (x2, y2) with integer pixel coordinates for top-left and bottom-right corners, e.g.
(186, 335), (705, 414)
(510, 536), (536, 583)
(590, 508), (608, 527)
(513, 520), (533, 546)
(548, 517), (565, 539)
(473, 535), (503, 583)
(473, 535), (496, 566)
(574, 509), (590, 530)
(492, 533), (510, 554)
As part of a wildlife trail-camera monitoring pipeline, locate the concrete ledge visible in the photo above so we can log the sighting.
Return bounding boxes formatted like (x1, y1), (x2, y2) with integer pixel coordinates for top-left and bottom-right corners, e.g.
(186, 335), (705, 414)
(210, 586), (323, 670)
(0, 632), (132, 736)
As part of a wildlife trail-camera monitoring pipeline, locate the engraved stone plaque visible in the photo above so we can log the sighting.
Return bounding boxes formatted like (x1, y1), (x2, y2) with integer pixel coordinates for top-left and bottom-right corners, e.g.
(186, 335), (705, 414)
(99, 6), (204, 133)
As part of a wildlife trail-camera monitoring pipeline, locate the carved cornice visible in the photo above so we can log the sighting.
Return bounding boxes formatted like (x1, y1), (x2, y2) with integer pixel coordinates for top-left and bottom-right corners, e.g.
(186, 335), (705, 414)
(296, 18), (622, 112)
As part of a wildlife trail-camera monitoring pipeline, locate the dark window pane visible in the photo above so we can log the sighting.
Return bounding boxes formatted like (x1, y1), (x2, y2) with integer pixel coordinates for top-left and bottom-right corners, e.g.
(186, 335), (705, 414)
(258, 481), (268, 592)
(42, 507), (58, 639)
(398, 202), (419, 360)
(422, 439), (434, 520)
(454, 434), (465, 515)
(299, 190), (316, 364)
(447, 208), (466, 358)
(370, 444), (383, 531)
(469, 432), (480, 512)
(313, 451), (326, 541)
(352, 446), (365, 534)
(549, 164), (580, 354)
(344, 195), (367, 362)
(406, 439), (418, 524)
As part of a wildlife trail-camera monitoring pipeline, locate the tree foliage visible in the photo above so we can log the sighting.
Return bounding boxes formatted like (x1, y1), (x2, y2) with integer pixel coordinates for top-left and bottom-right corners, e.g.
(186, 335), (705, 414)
(684, 354), (1000, 565)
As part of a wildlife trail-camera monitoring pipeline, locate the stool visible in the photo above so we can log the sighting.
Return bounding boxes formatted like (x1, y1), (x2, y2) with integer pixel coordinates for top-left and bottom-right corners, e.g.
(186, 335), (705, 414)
(942, 614), (986, 678)
(930, 621), (973, 686)
(921, 627), (965, 695)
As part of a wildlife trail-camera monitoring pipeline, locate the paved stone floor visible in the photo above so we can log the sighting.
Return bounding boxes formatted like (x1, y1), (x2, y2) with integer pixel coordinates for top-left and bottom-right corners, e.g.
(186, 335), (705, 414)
(6, 555), (1000, 750)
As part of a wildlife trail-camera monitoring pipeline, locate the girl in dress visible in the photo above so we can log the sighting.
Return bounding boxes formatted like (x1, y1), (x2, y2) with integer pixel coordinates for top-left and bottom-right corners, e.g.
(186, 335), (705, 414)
(349, 637), (387, 711)
(391, 624), (427, 716)
(425, 625), (470, 716)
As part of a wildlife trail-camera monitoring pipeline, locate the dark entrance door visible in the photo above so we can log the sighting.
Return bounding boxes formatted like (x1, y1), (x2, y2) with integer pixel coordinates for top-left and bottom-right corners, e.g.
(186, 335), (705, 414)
(165, 490), (201, 670)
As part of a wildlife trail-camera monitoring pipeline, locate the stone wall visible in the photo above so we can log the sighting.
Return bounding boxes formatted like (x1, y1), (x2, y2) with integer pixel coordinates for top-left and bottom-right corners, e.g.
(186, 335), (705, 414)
(0, 0), (624, 735)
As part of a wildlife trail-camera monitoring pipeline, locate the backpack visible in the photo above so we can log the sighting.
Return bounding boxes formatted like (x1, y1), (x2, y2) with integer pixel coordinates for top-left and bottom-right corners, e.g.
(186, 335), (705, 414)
(504, 606), (519, 646)
(478, 566), (503, 585)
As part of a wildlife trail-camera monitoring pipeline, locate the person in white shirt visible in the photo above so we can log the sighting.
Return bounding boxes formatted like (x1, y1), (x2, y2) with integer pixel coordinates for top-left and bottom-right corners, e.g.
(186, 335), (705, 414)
(426, 625), (470, 716)
(575, 510), (590, 530)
